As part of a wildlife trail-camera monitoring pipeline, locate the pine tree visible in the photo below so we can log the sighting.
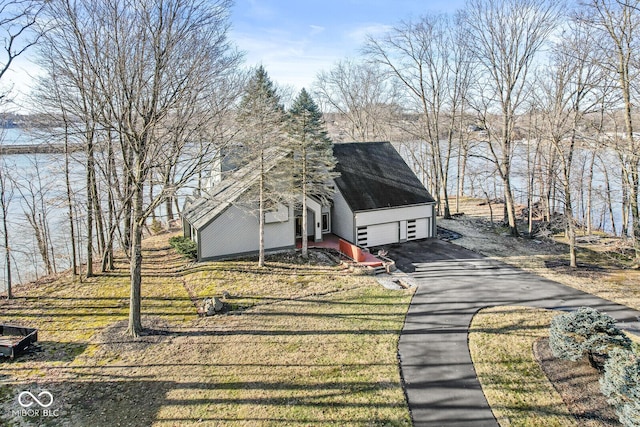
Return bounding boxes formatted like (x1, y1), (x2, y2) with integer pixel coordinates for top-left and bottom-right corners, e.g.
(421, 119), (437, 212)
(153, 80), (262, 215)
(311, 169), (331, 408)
(237, 66), (288, 267)
(288, 89), (338, 258)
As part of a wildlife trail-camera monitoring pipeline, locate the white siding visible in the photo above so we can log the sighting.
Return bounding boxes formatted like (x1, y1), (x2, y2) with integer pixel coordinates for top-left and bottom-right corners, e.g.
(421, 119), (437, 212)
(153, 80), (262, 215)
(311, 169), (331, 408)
(305, 197), (323, 241)
(200, 204), (294, 259)
(331, 190), (354, 242)
(364, 222), (400, 247)
(265, 203), (289, 223)
(355, 204), (433, 227)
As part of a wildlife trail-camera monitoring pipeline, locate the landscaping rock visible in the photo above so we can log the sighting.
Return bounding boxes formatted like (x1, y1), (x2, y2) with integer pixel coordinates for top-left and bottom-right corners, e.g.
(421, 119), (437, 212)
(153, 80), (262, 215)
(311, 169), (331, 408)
(376, 271), (417, 290)
(203, 297), (224, 316)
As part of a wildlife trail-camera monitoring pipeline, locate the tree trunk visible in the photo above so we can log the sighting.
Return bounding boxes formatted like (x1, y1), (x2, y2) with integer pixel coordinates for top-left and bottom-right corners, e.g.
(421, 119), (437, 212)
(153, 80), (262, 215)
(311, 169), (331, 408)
(459, 144), (468, 199)
(301, 189), (308, 258)
(629, 163), (640, 261)
(565, 182), (577, 268)
(602, 161), (617, 236)
(258, 149), (265, 268)
(622, 173), (629, 237)
(301, 144), (308, 258)
(149, 175), (156, 222)
(166, 197), (174, 222)
(504, 179), (519, 237)
(3, 229), (10, 299)
(586, 151), (595, 235)
(127, 169), (144, 338)
(86, 133), (95, 278)
(1, 185), (11, 298)
(64, 125), (78, 277)
(93, 178), (105, 258)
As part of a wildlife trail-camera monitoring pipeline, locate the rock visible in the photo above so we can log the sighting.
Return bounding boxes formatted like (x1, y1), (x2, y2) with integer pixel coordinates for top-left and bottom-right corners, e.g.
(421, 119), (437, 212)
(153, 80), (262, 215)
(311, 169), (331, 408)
(222, 291), (231, 299)
(203, 297), (224, 316)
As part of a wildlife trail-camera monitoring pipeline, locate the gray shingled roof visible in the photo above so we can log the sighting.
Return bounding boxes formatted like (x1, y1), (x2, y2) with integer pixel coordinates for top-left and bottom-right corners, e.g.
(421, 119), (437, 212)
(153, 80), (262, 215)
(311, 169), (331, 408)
(332, 142), (435, 211)
(182, 146), (288, 230)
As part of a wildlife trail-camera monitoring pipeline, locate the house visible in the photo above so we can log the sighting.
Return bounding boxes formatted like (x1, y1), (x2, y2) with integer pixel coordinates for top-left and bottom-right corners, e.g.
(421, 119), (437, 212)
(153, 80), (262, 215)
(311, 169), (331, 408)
(331, 142), (436, 247)
(181, 141), (436, 261)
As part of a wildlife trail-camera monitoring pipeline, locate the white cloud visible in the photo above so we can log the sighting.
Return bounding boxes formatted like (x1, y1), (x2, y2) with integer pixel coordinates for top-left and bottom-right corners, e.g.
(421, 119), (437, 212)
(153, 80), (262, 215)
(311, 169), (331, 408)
(309, 25), (325, 36)
(233, 29), (342, 90)
(346, 23), (393, 45)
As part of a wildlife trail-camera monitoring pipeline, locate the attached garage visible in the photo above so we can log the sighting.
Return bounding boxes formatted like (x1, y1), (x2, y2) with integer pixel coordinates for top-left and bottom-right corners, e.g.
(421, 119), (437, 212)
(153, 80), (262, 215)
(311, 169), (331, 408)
(331, 142), (437, 248)
(358, 222), (399, 247)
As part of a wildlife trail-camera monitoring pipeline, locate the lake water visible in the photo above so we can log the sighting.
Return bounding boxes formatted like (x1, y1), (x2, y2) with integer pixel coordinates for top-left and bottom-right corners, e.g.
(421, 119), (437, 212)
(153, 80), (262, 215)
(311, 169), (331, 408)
(398, 139), (626, 233)
(1, 128), (83, 292)
(0, 131), (629, 293)
(0, 128), (185, 293)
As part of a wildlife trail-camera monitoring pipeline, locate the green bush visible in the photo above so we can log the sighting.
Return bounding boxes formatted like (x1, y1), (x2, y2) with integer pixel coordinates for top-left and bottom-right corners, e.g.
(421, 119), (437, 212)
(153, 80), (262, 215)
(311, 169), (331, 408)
(600, 347), (640, 427)
(549, 307), (631, 368)
(169, 236), (197, 260)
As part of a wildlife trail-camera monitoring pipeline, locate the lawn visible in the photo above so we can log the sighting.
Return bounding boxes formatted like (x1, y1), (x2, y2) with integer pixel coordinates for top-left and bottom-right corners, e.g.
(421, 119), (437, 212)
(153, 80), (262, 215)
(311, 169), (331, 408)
(468, 306), (578, 427)
(0, 233), (413, 426)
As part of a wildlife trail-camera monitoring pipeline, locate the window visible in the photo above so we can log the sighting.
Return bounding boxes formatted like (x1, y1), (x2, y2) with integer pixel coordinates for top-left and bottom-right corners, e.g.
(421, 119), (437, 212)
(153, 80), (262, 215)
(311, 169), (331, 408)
(407, 219), (417, 240)
(321, 213), (330, 232)
(357, 226), (368, 246)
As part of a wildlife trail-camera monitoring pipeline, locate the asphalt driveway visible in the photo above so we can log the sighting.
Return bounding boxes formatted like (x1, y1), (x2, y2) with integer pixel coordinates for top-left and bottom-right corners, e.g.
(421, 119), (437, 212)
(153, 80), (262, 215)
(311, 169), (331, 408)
(387, 238), (640, 427)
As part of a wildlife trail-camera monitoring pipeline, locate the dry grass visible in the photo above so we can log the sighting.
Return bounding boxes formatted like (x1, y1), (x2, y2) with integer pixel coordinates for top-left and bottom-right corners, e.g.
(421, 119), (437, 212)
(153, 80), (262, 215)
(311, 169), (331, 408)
(468, 306), (578, 427)
(443, 197), (640, 311)
(0, 233), (413, 426)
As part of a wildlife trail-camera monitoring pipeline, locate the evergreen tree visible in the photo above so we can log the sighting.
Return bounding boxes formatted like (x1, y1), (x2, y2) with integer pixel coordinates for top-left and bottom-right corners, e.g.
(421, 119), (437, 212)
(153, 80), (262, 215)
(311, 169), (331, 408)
(288, 88), (338, 258)
(237, 66), (288, 267)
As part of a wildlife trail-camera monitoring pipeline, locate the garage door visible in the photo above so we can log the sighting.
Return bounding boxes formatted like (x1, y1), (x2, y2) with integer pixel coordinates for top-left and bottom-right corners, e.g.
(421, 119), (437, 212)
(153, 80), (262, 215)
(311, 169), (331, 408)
(407, 218), (430, 240)
(364, 222), (399, 247)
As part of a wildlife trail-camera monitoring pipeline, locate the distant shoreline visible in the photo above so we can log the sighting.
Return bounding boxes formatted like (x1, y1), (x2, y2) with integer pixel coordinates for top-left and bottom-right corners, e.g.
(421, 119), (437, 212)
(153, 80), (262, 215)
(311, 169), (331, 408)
(0, 143), (84, 155)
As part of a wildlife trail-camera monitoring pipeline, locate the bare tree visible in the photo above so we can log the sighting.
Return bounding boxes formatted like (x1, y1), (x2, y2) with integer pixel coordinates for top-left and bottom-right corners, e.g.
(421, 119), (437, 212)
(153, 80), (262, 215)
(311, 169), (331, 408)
(451, 10), (475, 212)
(464, 0), (562, 236)
(364, 13), (472, 219)
(14, 155), (56, 276)
(534, 17), (604, 267)
(580, 0), (640, 261)
(314, 59), (398, 142)
(0, 151), (14, 297)
(0, 0), (43, 99)
(41, 0), (241, 336)
(0, 0), (46, 297)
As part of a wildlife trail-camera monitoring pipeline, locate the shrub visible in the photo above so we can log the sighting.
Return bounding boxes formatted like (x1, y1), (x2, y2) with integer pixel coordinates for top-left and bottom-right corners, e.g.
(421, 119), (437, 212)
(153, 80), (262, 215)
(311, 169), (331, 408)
(150, 219), (164, 235)
(600, 347), (640, 427)
(169, 236), (197, 260)
(549, 307), (631, 368)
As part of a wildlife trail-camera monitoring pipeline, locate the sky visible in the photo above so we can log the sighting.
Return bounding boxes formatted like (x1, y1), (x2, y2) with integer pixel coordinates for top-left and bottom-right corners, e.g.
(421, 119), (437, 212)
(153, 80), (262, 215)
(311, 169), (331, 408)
(230, 0), (467, 91)
(3, 0), (467, 111)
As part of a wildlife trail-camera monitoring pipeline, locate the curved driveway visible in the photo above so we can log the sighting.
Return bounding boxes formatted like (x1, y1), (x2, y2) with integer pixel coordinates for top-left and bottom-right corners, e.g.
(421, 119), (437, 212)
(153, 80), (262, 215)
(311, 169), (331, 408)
(387, 239), (640, 427)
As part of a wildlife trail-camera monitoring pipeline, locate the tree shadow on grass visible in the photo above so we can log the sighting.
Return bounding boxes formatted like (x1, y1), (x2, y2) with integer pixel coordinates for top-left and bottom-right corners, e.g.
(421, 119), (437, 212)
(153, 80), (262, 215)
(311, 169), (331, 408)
(2, 375), (409, 426)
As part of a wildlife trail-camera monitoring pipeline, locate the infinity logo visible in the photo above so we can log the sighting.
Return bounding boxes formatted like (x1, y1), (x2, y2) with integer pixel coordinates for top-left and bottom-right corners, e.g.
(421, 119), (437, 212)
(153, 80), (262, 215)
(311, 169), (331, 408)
(18, 391), (54, 408)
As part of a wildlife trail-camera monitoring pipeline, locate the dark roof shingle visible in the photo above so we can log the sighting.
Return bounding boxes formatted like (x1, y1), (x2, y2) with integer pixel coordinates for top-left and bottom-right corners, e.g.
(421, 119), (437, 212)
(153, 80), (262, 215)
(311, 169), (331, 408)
(333, 142), (435, 211)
